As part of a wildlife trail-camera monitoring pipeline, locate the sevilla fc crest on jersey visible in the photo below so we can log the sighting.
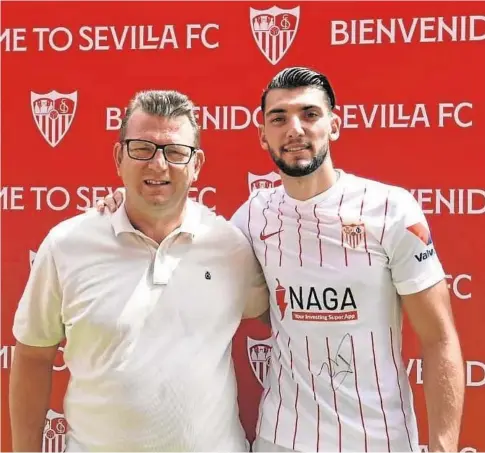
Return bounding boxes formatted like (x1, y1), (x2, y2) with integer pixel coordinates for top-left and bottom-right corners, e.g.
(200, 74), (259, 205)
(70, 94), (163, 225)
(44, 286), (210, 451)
(247, 336), (272, 387)
(43, 409), (67, 453)
(342, 223), (365, 249)
(31, 91), (77, 147)
(248, 171), (282, 193)
(249, 6), (300, 65)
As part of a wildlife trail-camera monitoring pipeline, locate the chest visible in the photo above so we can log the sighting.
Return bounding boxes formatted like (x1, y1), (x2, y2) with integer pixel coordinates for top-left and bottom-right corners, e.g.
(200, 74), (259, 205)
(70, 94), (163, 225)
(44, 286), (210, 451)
(57, 242), (244, 341)
(251, 202), (390, 281)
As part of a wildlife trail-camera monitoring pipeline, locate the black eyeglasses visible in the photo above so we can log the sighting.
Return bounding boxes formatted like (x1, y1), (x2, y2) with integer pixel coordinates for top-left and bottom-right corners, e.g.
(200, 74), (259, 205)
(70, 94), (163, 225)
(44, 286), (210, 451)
(122, 139), (197, 164)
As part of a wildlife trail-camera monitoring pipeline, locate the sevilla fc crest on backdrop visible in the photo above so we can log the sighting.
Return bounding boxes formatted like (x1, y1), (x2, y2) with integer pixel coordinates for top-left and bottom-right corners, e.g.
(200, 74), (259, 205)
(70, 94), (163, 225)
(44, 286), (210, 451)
(248, 171), (282, 193)
(247, 336), (272, 387)
(31, 91), (78, 148)
(43, 410), (66, 453)
(249, 6), (300, 65)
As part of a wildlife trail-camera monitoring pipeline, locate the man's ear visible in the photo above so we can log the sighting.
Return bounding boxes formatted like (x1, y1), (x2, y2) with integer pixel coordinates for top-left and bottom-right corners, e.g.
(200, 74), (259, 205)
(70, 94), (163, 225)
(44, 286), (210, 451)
(114, 142), (123, 176)
(259, 125), (269, 151)
(329, 113), (342, 141)
(192, 149), (205, 182)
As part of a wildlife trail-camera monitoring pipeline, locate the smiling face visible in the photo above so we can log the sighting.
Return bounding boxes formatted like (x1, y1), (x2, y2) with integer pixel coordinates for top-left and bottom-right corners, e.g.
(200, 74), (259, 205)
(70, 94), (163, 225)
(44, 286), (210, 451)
(113, 108), (204, 213)
(259, 86), (340, 177)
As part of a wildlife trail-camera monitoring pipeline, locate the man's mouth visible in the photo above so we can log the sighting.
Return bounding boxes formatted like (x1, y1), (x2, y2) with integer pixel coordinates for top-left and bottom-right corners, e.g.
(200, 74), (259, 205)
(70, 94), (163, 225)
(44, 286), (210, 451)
(144, 179), (170, 186)
(283, 144), (310, 152)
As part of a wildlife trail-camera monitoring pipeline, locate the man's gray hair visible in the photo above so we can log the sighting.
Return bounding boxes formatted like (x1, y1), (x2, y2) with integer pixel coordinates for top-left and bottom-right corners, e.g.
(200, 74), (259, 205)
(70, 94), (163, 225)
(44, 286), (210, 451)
(119, 90), (200, 147)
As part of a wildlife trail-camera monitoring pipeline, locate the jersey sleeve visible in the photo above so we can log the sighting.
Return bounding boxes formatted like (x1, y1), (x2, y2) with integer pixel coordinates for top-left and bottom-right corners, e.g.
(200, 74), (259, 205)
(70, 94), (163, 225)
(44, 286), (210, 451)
(383, 188), (445, 296)
(230, 200), (269, 319)
(12, 233), (65, 347)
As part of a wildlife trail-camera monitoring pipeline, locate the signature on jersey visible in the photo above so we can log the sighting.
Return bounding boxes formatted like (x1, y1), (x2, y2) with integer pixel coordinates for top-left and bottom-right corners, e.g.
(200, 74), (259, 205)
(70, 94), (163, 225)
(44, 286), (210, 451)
(317, 333), (353, 390)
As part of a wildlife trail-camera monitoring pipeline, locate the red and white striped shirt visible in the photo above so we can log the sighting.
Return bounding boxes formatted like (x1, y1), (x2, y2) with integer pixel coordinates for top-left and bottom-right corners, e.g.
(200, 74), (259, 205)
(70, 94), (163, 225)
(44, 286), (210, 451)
(232, 170), (445, 452)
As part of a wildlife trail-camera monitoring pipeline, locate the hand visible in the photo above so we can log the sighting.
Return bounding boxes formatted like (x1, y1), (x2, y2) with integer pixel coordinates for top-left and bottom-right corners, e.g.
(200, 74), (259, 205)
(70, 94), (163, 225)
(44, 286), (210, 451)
(96, 188), (126, 214)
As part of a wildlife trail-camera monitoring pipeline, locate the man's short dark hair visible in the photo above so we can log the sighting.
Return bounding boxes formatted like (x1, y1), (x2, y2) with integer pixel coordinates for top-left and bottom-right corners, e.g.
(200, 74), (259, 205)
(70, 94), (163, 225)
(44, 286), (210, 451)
(119, 90), (200, 147)
(261, 67), (336, 112)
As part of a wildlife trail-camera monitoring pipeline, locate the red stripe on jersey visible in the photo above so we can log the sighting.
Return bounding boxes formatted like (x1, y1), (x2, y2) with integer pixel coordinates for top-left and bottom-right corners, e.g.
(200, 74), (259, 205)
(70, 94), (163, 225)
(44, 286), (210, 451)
(359, 186), (372, 266)
(390, 328), (412, 450)
(277, 194), (285, 267)
(288, 337), (300, 449)
(351, 336), (368, 451)
(337, 191), (348, 267)
(379, 192), (390, 245)
(326, 338), (342, 452)
(293, 383), (300, 450)
(306, 336), (320, 451)
(262, 190), (277, 266)
(257, 329), (280, 437)
(371, 332), (391, 451)
(295, 206), (303, 266)
(313, 204), (323, 266)
(273, 349), (284, 444)
(288, 337), (294, 379)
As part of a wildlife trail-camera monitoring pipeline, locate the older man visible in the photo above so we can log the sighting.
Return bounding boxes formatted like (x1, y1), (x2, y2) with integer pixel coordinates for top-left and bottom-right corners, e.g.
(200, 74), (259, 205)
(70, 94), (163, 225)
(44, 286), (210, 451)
(10, 90), (269, 452)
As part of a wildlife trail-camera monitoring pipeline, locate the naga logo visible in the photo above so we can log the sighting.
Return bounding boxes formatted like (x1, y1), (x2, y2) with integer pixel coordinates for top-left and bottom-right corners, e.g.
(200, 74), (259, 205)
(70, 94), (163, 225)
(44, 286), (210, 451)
(274, 279), (358, 322)
(249, 6), (300, 65)
(31, 91), (77, 148)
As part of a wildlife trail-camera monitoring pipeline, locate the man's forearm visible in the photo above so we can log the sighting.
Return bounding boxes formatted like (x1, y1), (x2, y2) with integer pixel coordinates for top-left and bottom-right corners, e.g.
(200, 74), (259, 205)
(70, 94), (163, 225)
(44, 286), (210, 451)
(422, 337), (465, 452)
(10, 356), (54, 452)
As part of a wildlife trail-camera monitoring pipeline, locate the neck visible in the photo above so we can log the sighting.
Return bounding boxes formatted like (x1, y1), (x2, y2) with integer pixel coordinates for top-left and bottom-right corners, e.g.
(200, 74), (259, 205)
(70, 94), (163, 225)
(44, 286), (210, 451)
(124, 196), (186, 244)
(280, 158), (339, 201)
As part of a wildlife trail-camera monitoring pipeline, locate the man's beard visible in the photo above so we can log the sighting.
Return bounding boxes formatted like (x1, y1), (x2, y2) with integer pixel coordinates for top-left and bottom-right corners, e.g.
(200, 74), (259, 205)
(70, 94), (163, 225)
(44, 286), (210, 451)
(269, 144), (328, 177)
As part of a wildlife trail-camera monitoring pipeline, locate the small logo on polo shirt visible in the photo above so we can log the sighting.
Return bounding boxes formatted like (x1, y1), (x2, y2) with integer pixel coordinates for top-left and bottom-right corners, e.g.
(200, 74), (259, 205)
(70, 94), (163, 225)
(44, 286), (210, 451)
(205, 271), (211, 280)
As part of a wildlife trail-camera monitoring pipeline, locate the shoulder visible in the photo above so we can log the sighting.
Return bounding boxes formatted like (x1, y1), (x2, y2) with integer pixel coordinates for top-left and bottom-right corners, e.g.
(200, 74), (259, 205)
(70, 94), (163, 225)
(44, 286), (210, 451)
(344, 171), (417, 220)
(47, 208), (113, 248)
(193, 201), (251, 249)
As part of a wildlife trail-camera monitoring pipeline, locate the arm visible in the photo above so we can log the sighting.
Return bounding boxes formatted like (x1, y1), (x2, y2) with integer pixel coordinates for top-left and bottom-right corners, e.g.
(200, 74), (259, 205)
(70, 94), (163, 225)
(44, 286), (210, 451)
(384, 188), (464, 452)
(402, 281), (464, 452)
(10, 233), (64, 452)
(239, 232), (269, 320)
(230, 199), (270, 321)
(10, 343), (59, 452)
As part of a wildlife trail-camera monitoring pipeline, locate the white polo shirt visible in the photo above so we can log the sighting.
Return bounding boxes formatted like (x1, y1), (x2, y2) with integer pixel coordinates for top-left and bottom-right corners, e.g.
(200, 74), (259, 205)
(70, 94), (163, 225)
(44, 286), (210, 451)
(13, 199), (268, 452)
(231, 170), (445, 452)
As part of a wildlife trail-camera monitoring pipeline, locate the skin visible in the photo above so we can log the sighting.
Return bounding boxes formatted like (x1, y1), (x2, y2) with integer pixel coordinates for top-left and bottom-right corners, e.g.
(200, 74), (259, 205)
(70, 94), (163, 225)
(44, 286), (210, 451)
(113, 109), (205, 243)
(259, 86), (341, 201)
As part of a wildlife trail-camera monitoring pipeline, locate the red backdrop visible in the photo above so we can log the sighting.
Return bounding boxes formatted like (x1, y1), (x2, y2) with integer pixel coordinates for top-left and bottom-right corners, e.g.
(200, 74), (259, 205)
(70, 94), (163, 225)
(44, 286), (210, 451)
(1, 1), (484, 451)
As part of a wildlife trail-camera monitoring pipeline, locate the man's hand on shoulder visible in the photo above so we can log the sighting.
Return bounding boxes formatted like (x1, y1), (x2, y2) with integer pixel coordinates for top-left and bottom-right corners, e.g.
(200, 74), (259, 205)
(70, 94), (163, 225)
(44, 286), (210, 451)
(96, 188), (126, 214)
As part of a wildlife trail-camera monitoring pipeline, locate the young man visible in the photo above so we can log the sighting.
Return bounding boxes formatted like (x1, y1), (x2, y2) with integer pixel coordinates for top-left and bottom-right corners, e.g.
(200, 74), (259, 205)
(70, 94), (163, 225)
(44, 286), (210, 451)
(233, 67), (464, 452)
(98, 68), (465, 452)
(10, 90), (269, 452)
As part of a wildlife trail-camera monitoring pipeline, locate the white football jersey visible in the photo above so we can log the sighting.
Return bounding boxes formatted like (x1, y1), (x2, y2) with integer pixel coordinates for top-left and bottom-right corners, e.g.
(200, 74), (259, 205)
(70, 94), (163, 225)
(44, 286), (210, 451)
(232, 170), (445, 452)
